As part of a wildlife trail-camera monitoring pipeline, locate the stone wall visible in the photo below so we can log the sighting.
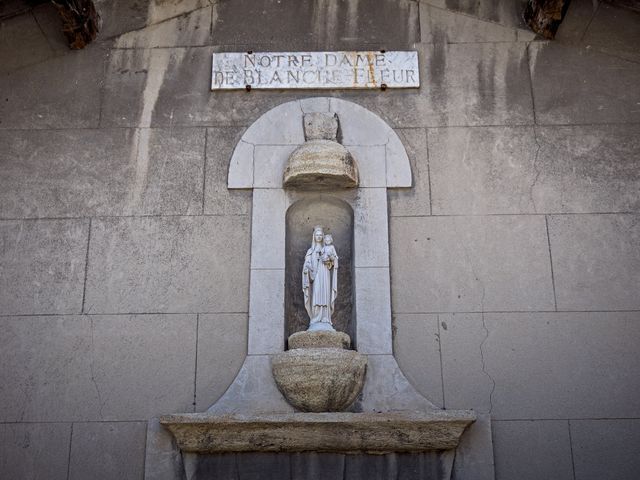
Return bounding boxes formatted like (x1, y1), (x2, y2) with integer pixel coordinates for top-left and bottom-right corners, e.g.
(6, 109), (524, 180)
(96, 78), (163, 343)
(0, 1), (639, 479)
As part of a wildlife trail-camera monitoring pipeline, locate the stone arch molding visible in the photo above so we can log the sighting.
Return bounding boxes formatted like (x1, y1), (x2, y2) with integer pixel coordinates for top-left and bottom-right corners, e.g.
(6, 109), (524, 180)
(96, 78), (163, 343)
(211, 97), (441, 415)
(228, 97), (412, 189)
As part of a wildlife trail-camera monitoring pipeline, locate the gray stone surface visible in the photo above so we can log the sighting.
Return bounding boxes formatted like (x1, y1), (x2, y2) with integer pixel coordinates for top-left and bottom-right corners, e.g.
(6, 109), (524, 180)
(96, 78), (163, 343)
(0, 128), (205, 218)
(429, 124), (640, 215)
(428, 126), (539, 215)
(533, 125), (640, 213)
(207, 355), (294, 414)
(144, 418), (184, 480)
(390, 216), (554, 312)
(115, 6), (213, 49)
(195, 314), (248, 411)
(439, 311), (640, 418)
(393, 314), (444, 407)
(548, 214), (640, 310)
(581, 2), (640, 63)
(102, 47), (304, 128)
(493, 420), (574, 480)
(420, 4), (519, 43)
(204, 127), (251, 215)
(0, 42), (105, 129)
(0, 314), (198, 421)
(452, 414), (494, 480)
(0, 422), (71, 480)
(0, 11), (55, 72)
(529, 42), (640, 125)
(571, 419), (640, 480)
(388, 128), (431, 217)
(555, 0), (599, 44)
(337, 42), (534, 128)
(85, 216), (250, 314)
(68, 421), (147, 480)
(210, 0), (420, 50)
(421, 0), (528, 30)
(0, 219), (88, 315)
(558, 0), (640, 63)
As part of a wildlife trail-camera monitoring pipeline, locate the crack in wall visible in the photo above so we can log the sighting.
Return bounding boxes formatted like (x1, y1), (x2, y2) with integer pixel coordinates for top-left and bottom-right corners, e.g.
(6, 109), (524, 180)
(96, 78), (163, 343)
(453, 219), (496, 414)
(529, 126), (543, 213)
(88, 316), (105, 419)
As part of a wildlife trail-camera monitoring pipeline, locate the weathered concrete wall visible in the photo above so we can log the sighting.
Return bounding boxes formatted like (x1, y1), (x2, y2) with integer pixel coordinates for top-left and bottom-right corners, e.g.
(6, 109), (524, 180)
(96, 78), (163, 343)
(0, 0), (639, 479)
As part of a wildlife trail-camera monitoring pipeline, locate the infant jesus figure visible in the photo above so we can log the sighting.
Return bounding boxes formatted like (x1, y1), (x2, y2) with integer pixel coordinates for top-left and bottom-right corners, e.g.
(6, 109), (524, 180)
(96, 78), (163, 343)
(321, 234), (338, 269)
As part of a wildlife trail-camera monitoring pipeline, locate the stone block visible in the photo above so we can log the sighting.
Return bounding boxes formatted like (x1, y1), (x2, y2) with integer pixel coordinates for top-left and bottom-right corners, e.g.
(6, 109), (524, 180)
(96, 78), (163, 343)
(421, 0), (528, 30)
(331, 98), (396, 147)
(84, 216), (249, 314)
(420, 4), (517, 43)
(452, 414), (494, 480)
(0, 422), (71, 480)
(439, 311), (640, 418)
(493, 420), (574, 480)
(31, 4), (70, 54)
(210, 0), (419, 50)
(348, 146), (386, 188)
(555, 0), (599, 44)
(533, 125), (640, 213)
(428, 126), (539, 215)
(248, 269), (285, 354)
(195, 314), (248, 410)
(355, 268), (392, 354)
(250, 189), (286, 269)
(144, 418), (185, 480)
(243, 101), (305, 146)
(529, 42), (640, 124)
(0, 12), (55, 72)
(571, 419), (640, 480)
(0, 42), (105, 129)
(0, 219), (88, 315)
(385, 129), (413, 188)
(388, 128), (431, 217)
(334, 42), (533, 128)
(390, 216), (554, 312)
(68, 421), (147, 480)
(227, 139), (255, 190)
(429, 124), (640, 215)
(354, 188), (389, 268)
(115, 6), (212, 49)
(0, 314), (198, 421)
(0, 128), (205, 218)
(393, 314), (444, 407)
(548, 214), (640, 310)
(581, 2), (640, 63)
(254, 145), (298, 188)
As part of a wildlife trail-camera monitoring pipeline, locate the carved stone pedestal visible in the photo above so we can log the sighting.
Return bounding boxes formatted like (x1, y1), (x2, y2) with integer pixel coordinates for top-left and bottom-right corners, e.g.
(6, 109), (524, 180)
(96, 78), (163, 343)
(272, 331), (367, 412)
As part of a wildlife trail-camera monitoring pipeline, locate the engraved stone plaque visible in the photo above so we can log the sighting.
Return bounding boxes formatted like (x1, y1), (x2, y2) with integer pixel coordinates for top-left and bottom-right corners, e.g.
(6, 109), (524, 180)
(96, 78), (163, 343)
(211, 51), (420, 90)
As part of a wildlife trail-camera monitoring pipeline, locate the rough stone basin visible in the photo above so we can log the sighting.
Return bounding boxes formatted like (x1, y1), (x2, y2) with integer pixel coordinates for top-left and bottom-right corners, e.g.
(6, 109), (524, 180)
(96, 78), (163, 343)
(271, 346), (367, 412)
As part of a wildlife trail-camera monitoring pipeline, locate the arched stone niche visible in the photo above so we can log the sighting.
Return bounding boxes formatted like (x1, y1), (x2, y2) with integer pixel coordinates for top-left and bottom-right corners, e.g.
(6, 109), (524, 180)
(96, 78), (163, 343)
(209, 97), (439, 415)
(153, 98), (482, 480)
(285, 196), (355, 345)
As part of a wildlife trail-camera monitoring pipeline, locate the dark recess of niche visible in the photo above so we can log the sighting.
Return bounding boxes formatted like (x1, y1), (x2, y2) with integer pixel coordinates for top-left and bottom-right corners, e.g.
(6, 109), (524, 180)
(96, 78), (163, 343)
(285, 196), (355, 348)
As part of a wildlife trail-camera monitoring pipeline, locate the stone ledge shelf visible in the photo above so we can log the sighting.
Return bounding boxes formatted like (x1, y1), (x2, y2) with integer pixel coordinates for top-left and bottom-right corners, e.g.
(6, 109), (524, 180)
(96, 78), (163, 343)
(160, 410), (476, 454)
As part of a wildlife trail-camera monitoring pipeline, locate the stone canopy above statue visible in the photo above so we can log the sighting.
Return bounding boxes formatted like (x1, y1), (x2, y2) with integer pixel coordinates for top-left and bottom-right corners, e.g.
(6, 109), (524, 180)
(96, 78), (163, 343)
(283, 113), (359, 189)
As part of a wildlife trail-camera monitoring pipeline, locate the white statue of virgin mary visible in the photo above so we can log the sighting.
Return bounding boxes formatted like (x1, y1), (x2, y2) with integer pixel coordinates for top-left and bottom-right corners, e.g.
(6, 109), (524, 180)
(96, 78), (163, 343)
(302, 226), (338, 331)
